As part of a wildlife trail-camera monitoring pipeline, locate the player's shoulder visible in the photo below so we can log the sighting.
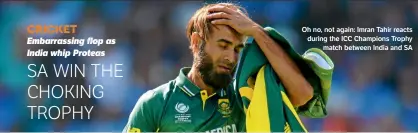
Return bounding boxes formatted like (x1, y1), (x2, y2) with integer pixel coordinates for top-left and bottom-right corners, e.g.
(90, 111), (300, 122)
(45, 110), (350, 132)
(138, 80), (175, 104)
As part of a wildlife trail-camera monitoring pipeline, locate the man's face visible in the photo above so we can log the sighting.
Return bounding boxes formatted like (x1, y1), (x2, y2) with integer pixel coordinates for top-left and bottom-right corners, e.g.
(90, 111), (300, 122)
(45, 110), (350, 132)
(195, 25), (245, 90)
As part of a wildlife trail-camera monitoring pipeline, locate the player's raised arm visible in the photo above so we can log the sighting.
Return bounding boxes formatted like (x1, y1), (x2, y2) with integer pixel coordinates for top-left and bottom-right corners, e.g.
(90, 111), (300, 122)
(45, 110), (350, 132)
(123, 90), (159, 132)
(206, 5), (313, 107)
(251, 29), (314, 107)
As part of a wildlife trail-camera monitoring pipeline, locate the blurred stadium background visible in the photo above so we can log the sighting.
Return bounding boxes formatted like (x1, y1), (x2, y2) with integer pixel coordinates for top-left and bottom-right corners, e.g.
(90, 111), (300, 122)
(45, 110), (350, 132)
(0, 0), (417, 132)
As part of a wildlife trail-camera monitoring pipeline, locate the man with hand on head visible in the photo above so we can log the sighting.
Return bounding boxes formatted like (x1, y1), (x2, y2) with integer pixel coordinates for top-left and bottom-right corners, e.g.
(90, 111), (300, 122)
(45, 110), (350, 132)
(123, 2), (331, 132)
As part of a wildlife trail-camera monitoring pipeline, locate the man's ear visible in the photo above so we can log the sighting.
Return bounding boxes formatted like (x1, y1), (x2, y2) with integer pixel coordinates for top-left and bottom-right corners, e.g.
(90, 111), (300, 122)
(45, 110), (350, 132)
(190, 32), (203, 55)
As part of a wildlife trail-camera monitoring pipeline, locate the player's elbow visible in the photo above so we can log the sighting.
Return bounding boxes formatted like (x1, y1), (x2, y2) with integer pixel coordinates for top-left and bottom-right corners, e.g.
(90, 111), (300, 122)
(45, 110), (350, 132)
(291, 84), (313, 107)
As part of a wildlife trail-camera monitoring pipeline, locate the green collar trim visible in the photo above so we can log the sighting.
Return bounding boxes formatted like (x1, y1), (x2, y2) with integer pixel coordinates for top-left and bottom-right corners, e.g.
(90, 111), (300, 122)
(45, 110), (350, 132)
(175, 67), (228, 97)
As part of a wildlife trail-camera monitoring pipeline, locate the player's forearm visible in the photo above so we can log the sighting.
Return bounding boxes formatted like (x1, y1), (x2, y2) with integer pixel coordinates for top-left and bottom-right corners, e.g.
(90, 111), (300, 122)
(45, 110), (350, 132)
(252, 27), (313, 107)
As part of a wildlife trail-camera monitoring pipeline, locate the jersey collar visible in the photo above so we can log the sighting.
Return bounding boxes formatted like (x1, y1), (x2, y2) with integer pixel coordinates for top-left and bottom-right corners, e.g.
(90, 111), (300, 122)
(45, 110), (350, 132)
(175, 67), (228, 97)
(175, 67), (201, 97)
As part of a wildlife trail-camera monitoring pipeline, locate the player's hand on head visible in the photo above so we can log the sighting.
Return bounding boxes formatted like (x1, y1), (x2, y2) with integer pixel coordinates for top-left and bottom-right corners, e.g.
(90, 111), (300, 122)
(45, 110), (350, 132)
(206, 5), (262, 37)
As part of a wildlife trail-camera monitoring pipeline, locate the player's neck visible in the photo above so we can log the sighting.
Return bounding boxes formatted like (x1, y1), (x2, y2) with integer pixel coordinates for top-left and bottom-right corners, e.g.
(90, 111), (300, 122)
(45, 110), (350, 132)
(187, 66), (215, 95)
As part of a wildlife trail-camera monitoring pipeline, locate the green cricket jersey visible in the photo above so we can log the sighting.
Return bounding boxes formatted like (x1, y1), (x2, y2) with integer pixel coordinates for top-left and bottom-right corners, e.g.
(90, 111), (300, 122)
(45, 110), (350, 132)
(123, 67), (246, 132)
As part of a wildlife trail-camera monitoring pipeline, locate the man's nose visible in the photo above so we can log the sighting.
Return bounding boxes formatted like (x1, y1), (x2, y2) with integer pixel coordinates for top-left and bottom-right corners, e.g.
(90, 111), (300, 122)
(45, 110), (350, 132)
(224, 49), (237, 64)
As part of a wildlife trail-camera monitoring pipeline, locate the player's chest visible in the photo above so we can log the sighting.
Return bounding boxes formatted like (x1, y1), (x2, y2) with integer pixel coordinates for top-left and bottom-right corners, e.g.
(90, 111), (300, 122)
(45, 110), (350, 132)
(158, 97), (243, 132)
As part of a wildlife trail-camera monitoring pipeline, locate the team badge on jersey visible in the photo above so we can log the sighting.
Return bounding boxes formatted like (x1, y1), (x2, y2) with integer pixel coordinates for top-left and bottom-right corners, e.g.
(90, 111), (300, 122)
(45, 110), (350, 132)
(218, 98), (232, 117)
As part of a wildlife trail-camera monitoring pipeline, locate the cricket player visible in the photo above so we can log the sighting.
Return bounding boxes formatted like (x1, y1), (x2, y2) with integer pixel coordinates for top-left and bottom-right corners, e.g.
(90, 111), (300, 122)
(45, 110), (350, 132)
(123, 2), (313, 132)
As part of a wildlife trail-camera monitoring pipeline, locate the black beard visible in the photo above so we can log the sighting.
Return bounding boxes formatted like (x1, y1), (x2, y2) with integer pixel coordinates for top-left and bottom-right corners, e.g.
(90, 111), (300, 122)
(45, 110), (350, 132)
(195, 43), (233, 91)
